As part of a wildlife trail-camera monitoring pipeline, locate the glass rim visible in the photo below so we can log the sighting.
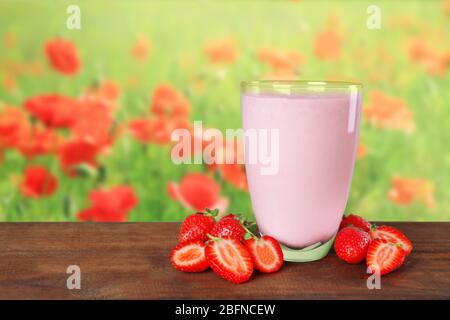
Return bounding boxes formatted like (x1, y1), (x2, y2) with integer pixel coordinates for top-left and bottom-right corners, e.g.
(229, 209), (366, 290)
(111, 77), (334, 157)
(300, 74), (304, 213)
(241, 80), (362, 91)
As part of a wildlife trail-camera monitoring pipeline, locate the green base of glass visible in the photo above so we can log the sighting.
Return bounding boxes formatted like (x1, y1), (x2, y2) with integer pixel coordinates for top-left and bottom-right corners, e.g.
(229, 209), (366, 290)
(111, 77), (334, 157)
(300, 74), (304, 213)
(280, 233), (336, 262)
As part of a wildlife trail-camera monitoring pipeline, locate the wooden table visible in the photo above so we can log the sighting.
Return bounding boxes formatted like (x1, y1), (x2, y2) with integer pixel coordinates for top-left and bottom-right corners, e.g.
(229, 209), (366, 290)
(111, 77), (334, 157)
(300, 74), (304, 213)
(0, 222), (448, 299)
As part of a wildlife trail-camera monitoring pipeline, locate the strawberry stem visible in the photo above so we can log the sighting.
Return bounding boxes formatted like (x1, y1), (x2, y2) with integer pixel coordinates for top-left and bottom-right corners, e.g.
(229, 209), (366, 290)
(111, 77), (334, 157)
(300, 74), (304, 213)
(241, 222), (258, 240)
(205, 208), (219, 217)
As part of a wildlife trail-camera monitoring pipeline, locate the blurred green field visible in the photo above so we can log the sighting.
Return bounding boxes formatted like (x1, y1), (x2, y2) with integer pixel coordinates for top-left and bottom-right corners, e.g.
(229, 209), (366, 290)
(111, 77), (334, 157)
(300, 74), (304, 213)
(0, 0), (449, 221)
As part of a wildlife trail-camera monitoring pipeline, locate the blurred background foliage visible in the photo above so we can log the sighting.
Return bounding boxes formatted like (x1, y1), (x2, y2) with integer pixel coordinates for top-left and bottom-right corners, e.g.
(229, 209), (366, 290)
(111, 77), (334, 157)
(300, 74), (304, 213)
(0, 0), (449, 221)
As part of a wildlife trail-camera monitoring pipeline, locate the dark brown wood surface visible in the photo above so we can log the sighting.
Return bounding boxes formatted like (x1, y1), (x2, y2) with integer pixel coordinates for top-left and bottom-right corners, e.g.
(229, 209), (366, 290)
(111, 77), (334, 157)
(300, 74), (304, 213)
(0, 222), (448, 299)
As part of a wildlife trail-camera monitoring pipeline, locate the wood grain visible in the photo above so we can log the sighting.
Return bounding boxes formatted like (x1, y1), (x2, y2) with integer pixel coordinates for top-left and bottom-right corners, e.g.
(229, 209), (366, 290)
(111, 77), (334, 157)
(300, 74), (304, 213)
(0, 222), (448, 299)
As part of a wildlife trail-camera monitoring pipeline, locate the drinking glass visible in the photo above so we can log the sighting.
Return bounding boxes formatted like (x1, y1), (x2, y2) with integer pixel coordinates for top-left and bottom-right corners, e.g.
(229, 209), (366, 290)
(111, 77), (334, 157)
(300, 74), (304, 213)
(241, 80), (362, 249)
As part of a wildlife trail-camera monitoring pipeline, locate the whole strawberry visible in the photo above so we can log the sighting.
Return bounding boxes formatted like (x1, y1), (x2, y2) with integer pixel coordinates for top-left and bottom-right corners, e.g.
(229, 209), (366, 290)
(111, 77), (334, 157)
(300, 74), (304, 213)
(334, 226), (372, 264)
(339, 213), (372, 232)
(209, 214), (246, 241)
(179, 209), (218, 244)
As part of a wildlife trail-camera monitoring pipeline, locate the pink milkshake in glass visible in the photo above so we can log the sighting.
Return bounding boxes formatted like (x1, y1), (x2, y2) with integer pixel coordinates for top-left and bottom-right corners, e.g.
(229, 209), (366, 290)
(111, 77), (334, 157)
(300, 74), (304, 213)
(241, 81), (362, 249)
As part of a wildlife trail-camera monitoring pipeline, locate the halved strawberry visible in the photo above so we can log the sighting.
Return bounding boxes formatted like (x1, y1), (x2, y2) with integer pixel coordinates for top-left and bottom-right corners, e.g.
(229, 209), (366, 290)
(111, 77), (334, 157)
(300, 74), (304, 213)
(369, 225), (412, 256)
(205, 237), (253, 284)
(339, 214), (372, 232)
(170, 241), (209, 272)
(244, 235), (284, 273)
(366, 239), (406, 275)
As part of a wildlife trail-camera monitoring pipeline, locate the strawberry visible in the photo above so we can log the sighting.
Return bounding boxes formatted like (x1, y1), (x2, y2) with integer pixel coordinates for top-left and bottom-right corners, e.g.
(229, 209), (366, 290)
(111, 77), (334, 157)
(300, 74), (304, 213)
(170, 241), (209, 272)
(209, 214), (246, 241)
(245, 235), (283, 273)
(178, 209), (218, 244)
(334, 226), (372, 264)
(339, 213), (372, 232)
(205, 237), (253, 284)
(366, 239), (406, 275)
(369, 225), (413, 256)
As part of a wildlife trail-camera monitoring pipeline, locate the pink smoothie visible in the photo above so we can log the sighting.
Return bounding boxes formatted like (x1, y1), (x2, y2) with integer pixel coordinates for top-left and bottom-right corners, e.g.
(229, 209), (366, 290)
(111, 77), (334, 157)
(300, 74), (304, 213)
(241, 92), (361, 248)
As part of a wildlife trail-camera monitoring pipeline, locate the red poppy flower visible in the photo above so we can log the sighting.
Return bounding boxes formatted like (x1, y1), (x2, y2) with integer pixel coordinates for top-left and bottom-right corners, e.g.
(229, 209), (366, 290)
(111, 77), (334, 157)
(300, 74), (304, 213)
(20, 166), (58, 198)
(24, 94), (79, 128)
(18, 126), (60, 159)
(132, 35), (151, 62)
(44, 38), (81, 75)
(82, 79), (121, 110)
(257, 47), (304, 71)
(314, 27), (342, 61)
(356, 143), (368, 160)
(204, 38), (239, 64)
(58, 139), (99, 176)
(363, 91), (415, 133)
(167, 173), (228, 213)
(128, 118), (157, 144)
(70, 99), (115, 151)
(151, 84), (190, 118)
(0, 107), (30, 148)
(407, 37), (450, 76)
(128, 116), (191, 145)
(216, 164), (248, 191)
(77, 186), (138, 222)
(388, 176), (435, 209)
